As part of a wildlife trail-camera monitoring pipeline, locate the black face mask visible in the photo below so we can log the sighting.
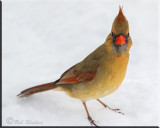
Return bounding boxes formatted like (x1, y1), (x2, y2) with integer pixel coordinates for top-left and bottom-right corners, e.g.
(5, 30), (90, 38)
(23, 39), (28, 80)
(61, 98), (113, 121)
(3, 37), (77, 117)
(111, 32), (130, 55)
(112, 32), (129, 45)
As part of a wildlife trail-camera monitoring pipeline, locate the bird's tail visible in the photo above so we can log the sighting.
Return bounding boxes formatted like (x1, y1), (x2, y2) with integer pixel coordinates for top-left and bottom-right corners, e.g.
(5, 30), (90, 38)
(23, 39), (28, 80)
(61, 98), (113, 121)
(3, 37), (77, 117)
(17, 81), (57, 97)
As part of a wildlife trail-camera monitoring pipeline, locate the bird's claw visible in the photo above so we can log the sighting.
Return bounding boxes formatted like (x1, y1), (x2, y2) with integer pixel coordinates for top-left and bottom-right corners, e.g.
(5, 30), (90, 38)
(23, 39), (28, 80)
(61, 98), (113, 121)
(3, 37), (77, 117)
(107, 107), (124, 115)
(88, 116), (99, 127)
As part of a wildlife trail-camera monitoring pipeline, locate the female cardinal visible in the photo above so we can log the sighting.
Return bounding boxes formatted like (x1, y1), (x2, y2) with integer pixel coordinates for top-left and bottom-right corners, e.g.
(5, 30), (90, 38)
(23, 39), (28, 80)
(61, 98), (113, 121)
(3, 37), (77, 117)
(18, 7), (132, 126)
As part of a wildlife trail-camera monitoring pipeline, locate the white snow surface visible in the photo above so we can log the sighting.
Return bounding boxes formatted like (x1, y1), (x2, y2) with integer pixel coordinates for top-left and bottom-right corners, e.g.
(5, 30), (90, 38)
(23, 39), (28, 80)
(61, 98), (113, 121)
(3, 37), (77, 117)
(2, 0), (160, 126)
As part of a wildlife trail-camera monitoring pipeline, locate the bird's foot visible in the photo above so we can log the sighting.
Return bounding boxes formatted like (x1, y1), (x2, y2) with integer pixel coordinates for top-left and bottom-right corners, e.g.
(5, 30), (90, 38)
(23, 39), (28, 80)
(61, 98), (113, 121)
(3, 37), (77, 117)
(88, 116), (99, 127)
(96, 99), (124, 115)
(106, 107), (124, 115)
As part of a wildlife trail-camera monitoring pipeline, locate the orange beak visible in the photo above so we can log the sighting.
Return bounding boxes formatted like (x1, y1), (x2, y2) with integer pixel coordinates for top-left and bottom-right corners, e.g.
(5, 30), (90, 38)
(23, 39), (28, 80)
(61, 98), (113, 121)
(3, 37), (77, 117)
(115, 35), (126, 45)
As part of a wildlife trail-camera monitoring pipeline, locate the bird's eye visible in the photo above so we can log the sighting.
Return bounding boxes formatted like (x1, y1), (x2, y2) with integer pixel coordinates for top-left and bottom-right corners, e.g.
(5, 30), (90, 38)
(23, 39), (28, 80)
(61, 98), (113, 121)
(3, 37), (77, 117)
(127, 33), (129, 37)
(112, 32), (115, 37)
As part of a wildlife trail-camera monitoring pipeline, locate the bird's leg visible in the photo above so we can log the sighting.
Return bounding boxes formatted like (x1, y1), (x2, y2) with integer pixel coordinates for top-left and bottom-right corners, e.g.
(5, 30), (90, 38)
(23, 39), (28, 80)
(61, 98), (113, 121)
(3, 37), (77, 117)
(96, 99), (124, 115)
(82, 101), (98, 127)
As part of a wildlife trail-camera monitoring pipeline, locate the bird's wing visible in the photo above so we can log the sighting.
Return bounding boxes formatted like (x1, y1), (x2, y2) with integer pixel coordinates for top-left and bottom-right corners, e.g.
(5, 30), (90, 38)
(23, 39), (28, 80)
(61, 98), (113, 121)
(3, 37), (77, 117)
(55, 60), (99, 85)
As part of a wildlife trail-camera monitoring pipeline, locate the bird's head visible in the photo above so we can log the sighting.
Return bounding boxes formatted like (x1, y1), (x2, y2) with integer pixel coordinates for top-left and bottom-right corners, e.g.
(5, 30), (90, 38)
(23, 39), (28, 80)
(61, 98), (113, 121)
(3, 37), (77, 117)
(105, 6), (132, 55)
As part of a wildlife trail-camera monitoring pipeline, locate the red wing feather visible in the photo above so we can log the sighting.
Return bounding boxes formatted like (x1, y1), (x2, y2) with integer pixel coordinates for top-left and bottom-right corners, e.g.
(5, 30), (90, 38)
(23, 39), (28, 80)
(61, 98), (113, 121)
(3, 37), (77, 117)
(74, 70), (97, 82)
(56, 65), (98, 85)
(60, 77), (80, 83)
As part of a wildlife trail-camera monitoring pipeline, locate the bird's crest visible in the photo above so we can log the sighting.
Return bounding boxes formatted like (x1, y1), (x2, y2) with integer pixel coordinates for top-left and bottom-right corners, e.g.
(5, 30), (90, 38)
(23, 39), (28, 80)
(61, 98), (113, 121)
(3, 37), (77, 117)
(111, 6), (129, 34)
(117, 6), (125, 22)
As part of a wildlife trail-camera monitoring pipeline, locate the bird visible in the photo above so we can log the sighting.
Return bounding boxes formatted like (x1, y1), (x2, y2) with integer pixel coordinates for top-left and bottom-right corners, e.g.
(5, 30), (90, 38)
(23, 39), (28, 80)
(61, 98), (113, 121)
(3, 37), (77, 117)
(17, 6), (132, 126)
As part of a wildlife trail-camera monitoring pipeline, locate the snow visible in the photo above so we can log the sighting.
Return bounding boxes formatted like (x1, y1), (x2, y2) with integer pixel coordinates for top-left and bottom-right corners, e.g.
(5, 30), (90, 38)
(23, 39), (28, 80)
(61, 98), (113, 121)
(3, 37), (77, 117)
(2, 0), (160, 126)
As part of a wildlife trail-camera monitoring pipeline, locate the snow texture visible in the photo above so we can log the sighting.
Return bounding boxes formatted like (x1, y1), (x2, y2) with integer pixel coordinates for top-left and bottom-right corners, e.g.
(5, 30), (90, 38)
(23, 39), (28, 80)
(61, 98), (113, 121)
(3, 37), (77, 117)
(2, 0), (160, 126)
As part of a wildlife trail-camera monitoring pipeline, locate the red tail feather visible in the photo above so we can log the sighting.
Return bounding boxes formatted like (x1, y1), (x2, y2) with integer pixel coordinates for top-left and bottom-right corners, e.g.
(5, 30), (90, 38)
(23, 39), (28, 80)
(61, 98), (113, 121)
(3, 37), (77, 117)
(17, 82), (57, 97)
